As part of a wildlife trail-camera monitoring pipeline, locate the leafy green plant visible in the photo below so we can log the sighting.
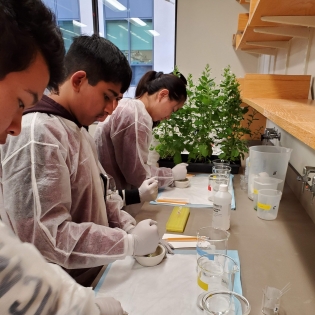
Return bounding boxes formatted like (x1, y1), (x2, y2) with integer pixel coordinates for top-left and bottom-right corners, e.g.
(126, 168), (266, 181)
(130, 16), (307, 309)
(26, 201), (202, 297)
(215, 66), (250, 161)
(153, 65), (220, 164)
(152, 65), (254, 164)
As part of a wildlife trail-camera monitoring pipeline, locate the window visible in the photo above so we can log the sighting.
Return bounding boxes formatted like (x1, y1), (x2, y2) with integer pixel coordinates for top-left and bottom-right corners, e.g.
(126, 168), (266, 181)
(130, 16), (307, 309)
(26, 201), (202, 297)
(42, 0), (94, 51)
(101, 0), (176, 90)
(43, 0), (177, 91)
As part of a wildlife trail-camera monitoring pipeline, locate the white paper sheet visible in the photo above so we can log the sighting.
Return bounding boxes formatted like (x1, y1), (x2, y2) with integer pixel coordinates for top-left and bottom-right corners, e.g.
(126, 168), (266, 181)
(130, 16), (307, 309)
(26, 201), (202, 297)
(95, 251), (242, 315)
(95, 255), (205, 315)
(151, 174), (236, 209)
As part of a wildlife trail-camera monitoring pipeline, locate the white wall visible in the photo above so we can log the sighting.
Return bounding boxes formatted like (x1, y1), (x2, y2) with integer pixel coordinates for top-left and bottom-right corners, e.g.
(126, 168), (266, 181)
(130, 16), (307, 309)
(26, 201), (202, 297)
(260, 31), (315, 176)
(154, 0), (176, 73)
(176, 0), (259, 84)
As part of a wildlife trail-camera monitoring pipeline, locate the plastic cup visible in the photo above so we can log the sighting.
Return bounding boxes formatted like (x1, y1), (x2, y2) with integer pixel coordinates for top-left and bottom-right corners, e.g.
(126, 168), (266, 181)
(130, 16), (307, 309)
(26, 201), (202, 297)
(253, 177), (283, 210)
(261, 286), (281, 315)
(257, 189), (282, 220)
(208, 174), (229, 201)
(240, 175), (248, 191)
(197, 226), (230, 260)
(201, 291), (251, 315)
(212, 165), (232, 176)
(197, 254), (240, 293)
(212, 159), (230, 167)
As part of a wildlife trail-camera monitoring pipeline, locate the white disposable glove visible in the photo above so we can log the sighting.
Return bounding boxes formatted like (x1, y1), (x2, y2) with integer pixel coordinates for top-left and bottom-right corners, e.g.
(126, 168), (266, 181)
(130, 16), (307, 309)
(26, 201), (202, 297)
(139, 177), (158, 202)
(95, 296), (126, 315)
(172, 163), (188, 181)
(159, 239), (174, 255)
(130, 219), (160, 256)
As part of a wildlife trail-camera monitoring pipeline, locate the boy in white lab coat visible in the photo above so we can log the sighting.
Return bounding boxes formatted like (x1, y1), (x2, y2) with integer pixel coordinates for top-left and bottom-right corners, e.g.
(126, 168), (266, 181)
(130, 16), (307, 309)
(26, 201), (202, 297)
(0, 0), (126, 314)
(0, 34), (161, 287)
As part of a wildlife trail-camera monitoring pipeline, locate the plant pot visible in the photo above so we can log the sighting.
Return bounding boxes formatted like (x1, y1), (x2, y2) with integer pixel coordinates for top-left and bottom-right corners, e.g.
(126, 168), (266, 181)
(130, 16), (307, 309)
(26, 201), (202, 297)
(158, 154), (240, 174)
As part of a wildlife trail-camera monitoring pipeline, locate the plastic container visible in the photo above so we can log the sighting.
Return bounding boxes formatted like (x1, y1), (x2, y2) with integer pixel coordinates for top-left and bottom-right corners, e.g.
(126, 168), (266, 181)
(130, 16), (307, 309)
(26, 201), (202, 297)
(196, 226), (230, 260)
(212, 165), (232, 176)
(244, 157), (250, 178)
(200, 291), (251, 315)
(253, 177), (283, 210)
(197, 254), (239, 292)
(257, 189), (282, 220)
(261, 286), (281, 315)
(212, 159), (230, 167)
(248, 146), (292, 200)
(212, 184), (232, 230)
(208, 174), (229, 201)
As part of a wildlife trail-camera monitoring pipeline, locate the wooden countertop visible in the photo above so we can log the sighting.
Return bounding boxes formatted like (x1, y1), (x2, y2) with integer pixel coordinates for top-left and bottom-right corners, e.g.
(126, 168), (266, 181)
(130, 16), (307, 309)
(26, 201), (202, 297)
(135, 175), (315, 315)
(243, 98), (315, 150)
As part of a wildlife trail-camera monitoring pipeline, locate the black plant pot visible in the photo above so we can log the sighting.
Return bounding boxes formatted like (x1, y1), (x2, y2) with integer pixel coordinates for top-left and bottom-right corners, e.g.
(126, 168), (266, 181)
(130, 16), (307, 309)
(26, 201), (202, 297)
(158, 154), (240, 174)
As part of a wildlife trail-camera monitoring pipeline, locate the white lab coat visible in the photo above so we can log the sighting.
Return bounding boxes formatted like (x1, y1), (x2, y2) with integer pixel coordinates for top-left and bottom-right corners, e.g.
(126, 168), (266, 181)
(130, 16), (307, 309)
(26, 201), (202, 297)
(0, 112), (135, 270)
(0, 221), (100, 315)
(94, 98), (174, 191)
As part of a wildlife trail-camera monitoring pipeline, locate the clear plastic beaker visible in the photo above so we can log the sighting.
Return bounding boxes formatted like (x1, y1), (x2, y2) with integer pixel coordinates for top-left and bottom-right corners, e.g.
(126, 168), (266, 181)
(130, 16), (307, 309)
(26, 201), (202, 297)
(253, 177), (283, 210)
(197, 254), (239, 293)
(208, 174), (229, 201)
(248, 146), (292, 200)
(261, 286), (281, 315)
(201, 291), (251, 315)
(212, 165), (232, 176)
(257, 189), (282, 220)
(197, 226), (230, 260)
(212, 159), (230, 167)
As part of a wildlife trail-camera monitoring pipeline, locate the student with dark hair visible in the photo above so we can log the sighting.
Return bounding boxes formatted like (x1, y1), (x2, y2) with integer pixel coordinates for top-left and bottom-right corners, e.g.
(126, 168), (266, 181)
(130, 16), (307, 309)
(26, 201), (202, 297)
(94, 70), (188, 194)
(0, 34), (161, 292)
(0, 1), (126, 314)
(0, 0), (65, 92)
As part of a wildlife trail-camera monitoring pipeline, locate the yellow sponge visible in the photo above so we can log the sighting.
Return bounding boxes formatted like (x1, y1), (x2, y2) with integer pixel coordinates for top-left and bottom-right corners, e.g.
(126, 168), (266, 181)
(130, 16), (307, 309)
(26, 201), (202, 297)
(166, 206), (190, 233)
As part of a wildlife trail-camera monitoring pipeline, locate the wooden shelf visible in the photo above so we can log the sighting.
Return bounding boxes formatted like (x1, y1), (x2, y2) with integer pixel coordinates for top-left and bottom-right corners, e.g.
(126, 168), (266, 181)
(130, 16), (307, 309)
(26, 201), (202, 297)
(238, 74), (312, 144)
(243, 98), (315, 150)
(235, 0), (315, 51)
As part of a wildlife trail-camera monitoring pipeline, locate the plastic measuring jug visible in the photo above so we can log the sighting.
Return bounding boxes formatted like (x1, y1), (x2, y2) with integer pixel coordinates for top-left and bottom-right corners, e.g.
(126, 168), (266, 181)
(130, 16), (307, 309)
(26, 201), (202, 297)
(257, 189), (282, 220)
(248, 146), (292, 200)
(253, 177), (283, 210)
(197, 254), (239, 293)
(201, 291), (251, 315)
(197, 226), (230, 260)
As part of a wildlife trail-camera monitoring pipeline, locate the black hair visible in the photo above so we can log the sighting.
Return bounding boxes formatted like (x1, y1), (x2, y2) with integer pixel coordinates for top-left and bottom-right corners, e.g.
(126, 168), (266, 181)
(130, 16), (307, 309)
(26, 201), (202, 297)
(64, 35), (132, 94)
(0, 0), (65, 92)
(135, 70), (187, 103)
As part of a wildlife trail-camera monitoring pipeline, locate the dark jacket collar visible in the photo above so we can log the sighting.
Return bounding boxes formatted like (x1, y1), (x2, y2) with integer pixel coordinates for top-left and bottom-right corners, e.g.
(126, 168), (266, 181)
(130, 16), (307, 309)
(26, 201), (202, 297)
(23, 95), (82, 128)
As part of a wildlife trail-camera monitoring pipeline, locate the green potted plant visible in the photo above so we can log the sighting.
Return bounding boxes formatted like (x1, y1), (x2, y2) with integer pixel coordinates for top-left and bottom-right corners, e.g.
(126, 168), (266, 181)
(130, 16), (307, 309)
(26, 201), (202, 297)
(152, 65), (252, 174)
(214, 66), (251, 162)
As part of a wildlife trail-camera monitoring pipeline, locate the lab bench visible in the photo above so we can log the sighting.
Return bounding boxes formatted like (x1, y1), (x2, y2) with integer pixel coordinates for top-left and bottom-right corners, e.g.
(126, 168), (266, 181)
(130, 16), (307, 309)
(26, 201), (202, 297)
(134, 174), (315, 314)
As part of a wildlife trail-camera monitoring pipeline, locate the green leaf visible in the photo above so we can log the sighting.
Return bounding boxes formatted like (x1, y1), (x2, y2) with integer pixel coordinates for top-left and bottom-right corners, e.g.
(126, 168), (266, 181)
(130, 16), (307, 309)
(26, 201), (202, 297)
(199, 144), (209, 157)
(173, 151), (182, 164)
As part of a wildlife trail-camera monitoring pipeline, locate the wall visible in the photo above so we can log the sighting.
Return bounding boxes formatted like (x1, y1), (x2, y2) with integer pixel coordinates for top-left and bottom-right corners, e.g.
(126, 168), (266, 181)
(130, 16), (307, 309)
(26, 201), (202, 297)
(258, 29), (315, 222)
(176, 0), (258, 84)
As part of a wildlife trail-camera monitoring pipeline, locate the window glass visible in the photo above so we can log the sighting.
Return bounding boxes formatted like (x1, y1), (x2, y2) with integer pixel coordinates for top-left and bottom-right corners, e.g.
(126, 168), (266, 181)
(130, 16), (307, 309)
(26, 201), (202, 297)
(106, 20), (129, 57)
(130, 20), (153, 66)
(42, 0), (94, 52)
(100, 0), (176, 90)
(129, 0), (152, 18)
(103, 0), (128, 19)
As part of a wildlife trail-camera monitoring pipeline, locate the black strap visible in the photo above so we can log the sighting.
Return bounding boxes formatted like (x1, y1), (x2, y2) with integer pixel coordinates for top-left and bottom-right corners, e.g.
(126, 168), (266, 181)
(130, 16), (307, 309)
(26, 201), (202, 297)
(124, 189), (141, 205)
(100, 173), (108, 199)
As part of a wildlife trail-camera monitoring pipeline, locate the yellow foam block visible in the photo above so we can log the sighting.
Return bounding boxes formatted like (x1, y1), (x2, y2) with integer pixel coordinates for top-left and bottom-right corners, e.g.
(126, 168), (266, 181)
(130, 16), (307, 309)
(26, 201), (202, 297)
(166, 206), (190, 233)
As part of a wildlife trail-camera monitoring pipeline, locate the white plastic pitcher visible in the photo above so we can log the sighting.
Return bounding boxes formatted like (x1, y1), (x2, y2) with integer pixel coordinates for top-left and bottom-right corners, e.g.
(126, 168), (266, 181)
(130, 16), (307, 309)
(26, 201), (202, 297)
(248, 146), (292, 200)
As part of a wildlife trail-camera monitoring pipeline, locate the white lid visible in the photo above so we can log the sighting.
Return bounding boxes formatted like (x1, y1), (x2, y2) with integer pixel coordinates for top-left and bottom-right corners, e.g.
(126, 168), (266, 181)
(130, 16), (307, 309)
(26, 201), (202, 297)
(219, 184), (228, 192)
